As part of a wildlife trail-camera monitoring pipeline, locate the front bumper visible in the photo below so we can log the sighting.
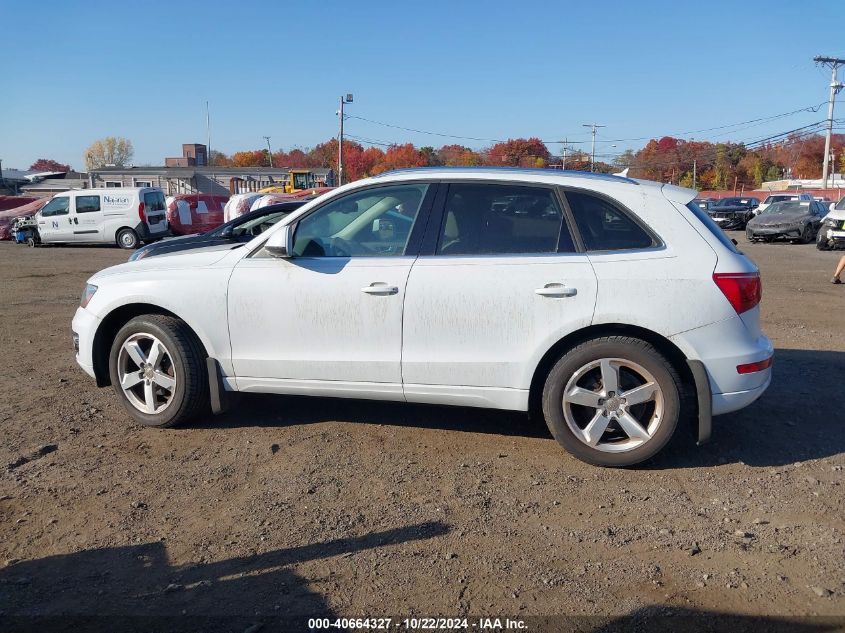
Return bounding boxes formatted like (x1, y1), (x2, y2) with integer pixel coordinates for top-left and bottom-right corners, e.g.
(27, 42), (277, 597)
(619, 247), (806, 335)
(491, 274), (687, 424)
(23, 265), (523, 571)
(747, 225), (802, 239)
(711, 215), (747, 230)
(819, 227), (845, 245)
(72, 307), (101, 380)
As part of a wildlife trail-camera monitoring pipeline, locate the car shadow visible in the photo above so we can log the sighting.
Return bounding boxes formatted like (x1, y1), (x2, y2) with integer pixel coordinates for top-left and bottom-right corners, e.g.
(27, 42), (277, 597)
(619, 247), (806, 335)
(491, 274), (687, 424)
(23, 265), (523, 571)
(0, 521), (449, 632)
(648, 348), (845, 469)
(200, 348), (844, 469)
(580, 605), (843, 633)
(203, 393), (553, 440)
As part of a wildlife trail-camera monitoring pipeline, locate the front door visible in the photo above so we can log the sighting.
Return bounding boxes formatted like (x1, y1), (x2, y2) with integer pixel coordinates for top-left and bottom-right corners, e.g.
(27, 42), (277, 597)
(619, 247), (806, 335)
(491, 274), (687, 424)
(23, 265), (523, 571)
(36, 196), (73, 242)
(402, 182), (598, 404)
(227, 182), (434, 391)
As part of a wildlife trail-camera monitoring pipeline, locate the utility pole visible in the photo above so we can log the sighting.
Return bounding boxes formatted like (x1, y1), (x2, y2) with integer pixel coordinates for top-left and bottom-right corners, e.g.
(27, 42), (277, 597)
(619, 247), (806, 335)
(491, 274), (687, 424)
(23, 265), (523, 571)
(263, 136), (273, 168)
(582, 123), (606, 172)
(814, 56), (845, 189)
(337, 94), (353, 186)
(693, 159), (697, 190)
(206, 101), (211, 166)
(559, 138), (584, 170)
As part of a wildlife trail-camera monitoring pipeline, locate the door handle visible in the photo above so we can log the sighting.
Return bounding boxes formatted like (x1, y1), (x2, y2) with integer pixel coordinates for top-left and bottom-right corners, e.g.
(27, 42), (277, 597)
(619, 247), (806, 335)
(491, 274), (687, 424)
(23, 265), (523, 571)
(535, 283), (577, 298)
(361, 283), (399, 296)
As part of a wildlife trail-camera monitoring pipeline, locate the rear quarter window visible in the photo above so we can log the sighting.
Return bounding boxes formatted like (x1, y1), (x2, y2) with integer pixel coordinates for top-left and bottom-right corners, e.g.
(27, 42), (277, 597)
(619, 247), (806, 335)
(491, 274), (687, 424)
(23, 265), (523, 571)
(143, 191), (166, 212)
(565, 191), (656, 251)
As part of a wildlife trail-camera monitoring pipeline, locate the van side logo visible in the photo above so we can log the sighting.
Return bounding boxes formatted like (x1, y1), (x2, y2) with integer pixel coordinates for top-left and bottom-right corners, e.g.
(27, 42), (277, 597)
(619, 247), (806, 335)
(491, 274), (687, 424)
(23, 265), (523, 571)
(103, 195), (130, 206)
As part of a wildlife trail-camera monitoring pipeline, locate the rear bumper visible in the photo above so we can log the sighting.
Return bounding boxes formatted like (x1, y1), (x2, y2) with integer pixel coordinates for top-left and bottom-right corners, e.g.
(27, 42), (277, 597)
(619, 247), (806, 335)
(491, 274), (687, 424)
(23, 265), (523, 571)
(671, 315), (773, 428)
(712, 376), (771, 415)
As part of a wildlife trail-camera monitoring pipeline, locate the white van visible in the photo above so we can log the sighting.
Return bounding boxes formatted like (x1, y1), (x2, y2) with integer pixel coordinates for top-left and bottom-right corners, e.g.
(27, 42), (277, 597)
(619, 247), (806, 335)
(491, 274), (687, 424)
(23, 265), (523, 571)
(36, 187), (169, 249)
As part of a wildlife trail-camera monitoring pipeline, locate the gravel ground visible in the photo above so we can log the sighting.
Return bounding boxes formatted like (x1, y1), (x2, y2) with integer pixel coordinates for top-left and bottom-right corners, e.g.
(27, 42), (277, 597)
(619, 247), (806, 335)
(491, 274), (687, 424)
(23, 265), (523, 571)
(0, 236), (843, 630)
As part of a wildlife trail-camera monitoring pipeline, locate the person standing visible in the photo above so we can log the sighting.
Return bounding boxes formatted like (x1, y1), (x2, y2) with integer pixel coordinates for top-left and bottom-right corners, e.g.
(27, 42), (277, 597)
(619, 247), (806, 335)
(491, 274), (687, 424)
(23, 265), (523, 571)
(833, 254), (845, 284)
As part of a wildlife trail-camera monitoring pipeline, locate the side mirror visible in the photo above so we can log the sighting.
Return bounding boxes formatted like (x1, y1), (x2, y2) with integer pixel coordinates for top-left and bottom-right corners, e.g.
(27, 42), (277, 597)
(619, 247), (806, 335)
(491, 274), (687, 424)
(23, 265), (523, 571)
(265, 224), (294, 258)
(219, 225), (234, 239)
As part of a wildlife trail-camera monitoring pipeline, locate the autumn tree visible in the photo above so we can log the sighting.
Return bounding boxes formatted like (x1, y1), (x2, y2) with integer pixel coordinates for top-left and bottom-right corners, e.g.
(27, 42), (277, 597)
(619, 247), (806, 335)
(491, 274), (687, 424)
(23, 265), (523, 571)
(487, 138), (550, 167)
(83, 136), (134, 170)
(209, 150), (232, 167)
(29, 158), (71, 172)
(437, 144), (483, 166)
(232, 150), (269, 167)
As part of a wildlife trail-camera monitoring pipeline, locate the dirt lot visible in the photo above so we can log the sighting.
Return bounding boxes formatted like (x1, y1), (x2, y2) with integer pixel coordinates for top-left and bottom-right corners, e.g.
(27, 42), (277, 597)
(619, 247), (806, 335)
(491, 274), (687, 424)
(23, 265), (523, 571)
(1, 236), (844, 631)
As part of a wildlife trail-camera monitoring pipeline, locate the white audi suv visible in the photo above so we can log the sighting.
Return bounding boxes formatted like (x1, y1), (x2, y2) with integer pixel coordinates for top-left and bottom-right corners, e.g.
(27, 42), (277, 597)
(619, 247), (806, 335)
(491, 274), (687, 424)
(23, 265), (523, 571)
(72, 168), (773, 466)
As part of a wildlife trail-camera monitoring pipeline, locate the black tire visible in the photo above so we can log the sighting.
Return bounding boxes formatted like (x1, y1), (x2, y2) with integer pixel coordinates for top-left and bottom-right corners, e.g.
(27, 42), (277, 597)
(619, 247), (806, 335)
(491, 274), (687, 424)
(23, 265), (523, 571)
(541, 336), (681, 467)
(116, 228), (140, 250)
(799, 224), (814, 244)
(108, 314), (209, 427)
(817, 232), (831, 250)
(26, 237), (36, 247)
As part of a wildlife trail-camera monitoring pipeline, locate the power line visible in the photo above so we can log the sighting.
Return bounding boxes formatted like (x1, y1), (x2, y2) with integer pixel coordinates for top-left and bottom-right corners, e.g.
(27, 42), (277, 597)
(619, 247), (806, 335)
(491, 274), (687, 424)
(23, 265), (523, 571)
(345, 102), (828, 147)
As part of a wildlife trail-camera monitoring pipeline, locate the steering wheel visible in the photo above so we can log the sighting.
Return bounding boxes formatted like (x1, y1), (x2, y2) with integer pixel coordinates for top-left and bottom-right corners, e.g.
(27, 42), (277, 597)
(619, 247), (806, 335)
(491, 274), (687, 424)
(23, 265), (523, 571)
(329, 237), (374, 256)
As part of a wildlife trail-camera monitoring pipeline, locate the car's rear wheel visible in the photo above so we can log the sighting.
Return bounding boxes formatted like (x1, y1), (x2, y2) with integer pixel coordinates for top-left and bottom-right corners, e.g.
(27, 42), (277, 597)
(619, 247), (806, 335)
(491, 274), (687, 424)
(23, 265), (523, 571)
(542, 336), (681, 467)
(117, 228), (139, 249)
(799, 224), (814, 244)
(108, 315), (209, 427)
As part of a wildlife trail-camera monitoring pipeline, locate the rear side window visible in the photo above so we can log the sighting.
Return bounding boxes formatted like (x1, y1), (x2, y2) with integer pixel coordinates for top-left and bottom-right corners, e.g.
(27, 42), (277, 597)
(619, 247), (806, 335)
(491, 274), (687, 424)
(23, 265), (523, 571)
(436, 183), (575, 255)
(75, 195), (101, 213)
(143, 191), (166, 212)
(566, 191), (655, 251)
(40, 197), (70, 217)
(685, 201), (740, 253)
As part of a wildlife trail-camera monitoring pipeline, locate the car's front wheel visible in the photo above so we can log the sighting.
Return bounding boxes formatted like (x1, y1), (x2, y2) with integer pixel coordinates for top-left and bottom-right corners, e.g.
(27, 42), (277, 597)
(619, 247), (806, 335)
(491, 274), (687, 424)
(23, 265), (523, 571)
(108, 315), (209, 427)
(542, 336), (681, 467)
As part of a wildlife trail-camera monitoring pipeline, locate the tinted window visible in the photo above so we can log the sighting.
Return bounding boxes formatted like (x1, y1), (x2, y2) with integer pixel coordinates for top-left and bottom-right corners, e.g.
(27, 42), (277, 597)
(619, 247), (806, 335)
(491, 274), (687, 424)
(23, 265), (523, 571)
(685, 202), (740, 253)
(40, 197), (70, 217)
(293, 184), (427, 257)
(567, 191), (655, 251)
(435, 184), (573, 255)
(231, 211), (287, 238)
(143, 191), (166, 212)
(76, 195), (101, 213)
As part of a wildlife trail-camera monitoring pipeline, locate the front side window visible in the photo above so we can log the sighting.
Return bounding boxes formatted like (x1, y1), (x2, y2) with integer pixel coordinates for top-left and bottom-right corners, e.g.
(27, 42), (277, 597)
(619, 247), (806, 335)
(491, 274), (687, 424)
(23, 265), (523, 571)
(435, 183), (573, 255)
(75, 195), (101, 213)
(566, 191), (655, 251)
(292, 184), (428, 257)
(40, 197), (70, 217)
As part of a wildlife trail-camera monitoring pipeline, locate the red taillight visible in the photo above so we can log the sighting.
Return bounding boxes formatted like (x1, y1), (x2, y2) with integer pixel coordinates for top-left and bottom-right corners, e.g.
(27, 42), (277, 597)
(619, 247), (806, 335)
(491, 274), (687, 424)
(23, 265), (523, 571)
(713, 272), (761, 314)
(737, 356), (773, 374)
(138, 201), (146, 223)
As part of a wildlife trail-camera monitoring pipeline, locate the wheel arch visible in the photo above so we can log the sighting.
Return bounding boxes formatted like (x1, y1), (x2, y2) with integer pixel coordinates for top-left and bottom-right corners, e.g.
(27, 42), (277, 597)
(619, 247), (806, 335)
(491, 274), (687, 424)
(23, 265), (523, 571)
(92, 302), (208, 387)
(528, 323), (698, 435)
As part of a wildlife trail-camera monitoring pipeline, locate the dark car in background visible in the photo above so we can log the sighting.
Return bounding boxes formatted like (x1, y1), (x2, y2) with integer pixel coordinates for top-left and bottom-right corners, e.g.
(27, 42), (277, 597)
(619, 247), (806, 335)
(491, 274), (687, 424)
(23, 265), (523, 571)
(129, 200), (306, 261)
(692, 197), (715, 212)
(708, 197), (759, 230)
(746, 200), (827, 244)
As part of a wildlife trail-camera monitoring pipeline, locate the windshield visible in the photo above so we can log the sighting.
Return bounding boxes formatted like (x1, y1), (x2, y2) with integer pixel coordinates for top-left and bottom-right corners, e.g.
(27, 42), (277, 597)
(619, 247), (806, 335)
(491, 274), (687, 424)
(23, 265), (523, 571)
(713, 198), (743, 207)
(211, 211), (289, 237)
(763, 195), (795, 205)
(762, 201), (810, 215)
(836, 198), (845, 210)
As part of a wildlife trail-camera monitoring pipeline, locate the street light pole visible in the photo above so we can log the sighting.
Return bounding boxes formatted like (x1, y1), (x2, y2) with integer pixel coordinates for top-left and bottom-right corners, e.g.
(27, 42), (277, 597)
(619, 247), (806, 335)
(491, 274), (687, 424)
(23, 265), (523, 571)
(338, 94), (353, 186)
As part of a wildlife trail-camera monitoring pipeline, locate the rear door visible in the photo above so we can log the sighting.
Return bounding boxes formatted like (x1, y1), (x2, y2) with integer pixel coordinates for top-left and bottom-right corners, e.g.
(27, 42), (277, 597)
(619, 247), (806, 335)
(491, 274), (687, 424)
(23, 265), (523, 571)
(73, 193), (105, 241)
(142, 190), (168, 235)
(401, 181), (598, 407)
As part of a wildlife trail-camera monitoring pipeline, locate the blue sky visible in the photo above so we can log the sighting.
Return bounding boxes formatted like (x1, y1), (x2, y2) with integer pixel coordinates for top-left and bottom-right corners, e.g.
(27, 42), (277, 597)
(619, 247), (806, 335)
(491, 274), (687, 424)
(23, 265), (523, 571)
(1, 0), (843, 170)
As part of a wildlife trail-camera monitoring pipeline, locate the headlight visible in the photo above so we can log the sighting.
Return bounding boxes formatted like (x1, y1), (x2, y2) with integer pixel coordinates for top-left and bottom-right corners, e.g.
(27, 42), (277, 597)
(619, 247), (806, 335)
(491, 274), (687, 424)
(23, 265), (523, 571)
(80, 284), (98, 308)
(823, 218), (840, 228)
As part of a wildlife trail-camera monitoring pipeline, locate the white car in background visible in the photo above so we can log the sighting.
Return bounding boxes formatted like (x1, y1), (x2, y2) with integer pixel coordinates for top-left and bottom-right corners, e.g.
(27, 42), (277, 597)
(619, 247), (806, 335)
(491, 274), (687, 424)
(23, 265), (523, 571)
(72, 168), (773, 467)
(755, 192), (813, 216)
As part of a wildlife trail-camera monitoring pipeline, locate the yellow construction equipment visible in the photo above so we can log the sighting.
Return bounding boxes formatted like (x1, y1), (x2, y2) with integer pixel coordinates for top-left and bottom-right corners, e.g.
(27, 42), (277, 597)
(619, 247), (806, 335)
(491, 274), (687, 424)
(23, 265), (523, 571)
(258, 169), (318, 194)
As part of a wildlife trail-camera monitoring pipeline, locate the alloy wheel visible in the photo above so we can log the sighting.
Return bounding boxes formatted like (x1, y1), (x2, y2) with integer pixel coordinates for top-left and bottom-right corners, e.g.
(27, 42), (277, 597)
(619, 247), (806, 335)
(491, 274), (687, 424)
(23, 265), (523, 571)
(117, 333), (177, 414)
(562, 357), (664, 453)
